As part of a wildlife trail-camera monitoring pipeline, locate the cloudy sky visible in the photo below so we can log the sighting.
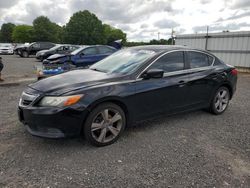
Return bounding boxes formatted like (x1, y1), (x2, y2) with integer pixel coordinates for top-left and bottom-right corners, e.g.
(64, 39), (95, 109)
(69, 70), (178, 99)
(0, 0), (250, 41)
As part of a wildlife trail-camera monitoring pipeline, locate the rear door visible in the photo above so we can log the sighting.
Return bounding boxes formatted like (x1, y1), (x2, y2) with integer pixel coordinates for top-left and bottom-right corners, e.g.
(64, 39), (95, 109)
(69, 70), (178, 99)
(185, 51), (215, 107)
(29, 43), (40, 55)
(132, 51), (190, 120)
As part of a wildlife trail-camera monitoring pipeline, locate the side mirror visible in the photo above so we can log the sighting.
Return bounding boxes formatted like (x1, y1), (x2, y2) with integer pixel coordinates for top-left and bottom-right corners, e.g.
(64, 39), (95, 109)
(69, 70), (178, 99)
(141, 69), (164, 79)
(80, 53), (85, 57)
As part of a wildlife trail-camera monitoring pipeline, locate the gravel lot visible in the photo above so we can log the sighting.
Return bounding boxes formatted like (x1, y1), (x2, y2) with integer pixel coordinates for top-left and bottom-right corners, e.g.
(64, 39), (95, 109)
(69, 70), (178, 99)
(0, 55), (250, 187)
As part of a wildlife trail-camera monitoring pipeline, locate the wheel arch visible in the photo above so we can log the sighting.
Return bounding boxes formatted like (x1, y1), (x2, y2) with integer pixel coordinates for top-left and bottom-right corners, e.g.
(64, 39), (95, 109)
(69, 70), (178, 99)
(208, 82), (233, 107)
(80, 96), (130, 134)
(219, 82), (233, 99)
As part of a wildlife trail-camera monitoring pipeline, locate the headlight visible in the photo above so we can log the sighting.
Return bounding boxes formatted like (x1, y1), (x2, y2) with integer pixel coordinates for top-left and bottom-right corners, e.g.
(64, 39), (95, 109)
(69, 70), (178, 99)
(39, 95), (84, 107)
(51, 60), (60, 64)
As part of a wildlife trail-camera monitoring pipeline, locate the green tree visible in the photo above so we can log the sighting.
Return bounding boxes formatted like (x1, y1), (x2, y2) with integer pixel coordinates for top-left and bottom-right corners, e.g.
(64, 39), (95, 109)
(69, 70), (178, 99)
(149, 39), (169, 45)
(103, 24), (126, 44)
(64, 10), (105, 45)
(33, 16), (62, 43)
(12, 25), (34, 43)
(0, 23), (16, 42)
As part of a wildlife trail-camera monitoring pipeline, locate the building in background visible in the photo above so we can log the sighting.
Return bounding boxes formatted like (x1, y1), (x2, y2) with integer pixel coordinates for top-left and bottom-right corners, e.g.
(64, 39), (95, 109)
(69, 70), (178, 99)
(175, 31), (250, 72)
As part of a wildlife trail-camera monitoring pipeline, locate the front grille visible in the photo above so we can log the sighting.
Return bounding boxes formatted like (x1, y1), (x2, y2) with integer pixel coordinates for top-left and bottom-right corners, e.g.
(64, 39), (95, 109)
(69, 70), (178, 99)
(19, 92), (39, 107)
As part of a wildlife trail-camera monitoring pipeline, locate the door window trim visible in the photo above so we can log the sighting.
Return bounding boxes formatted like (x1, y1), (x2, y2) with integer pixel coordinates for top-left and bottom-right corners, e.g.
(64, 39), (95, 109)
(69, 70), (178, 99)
(186, 50), (215, 69)
(137, 49), (215, 79)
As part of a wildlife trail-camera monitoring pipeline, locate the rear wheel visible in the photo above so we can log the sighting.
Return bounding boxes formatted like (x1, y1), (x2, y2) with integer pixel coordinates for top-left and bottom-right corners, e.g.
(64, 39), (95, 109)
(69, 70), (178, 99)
(209, 87), (230, 115)
(22, 51), (29, 58)
(83, 103), (126, 146)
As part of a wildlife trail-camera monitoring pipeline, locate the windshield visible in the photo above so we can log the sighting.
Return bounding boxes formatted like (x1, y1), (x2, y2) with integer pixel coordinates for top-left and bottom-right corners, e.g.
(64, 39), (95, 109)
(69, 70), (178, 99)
(0, 43), (12, 48)
(49, 45), (62, 51)
(28, 42), (35, 47)
(90, 48), (156, 74)
(71, 46), (88, 55)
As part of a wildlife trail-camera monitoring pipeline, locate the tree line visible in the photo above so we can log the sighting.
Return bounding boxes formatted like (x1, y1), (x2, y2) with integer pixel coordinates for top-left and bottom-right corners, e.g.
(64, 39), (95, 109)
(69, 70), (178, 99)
(0, 10), (127, 45)
(0, 10), (174, 46)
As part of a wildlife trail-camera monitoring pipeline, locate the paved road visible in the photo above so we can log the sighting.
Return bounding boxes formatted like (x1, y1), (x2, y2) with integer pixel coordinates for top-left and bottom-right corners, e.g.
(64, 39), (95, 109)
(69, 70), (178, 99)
(1, 55), (39, 81)
(0, 56), (250, 187)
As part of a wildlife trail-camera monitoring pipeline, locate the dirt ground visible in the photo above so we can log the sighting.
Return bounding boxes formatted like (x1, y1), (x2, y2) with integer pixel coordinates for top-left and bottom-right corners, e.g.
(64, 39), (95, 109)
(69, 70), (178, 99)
(0, 55), (250, 187)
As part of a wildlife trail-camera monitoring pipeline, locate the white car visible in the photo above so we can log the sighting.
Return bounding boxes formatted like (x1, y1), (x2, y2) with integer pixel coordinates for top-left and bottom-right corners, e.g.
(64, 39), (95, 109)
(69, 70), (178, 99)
(0, 43), (14, 54)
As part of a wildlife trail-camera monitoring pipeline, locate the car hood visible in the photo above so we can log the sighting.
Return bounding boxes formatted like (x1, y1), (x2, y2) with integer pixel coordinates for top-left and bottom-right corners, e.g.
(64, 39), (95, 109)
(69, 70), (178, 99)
(0, 47), (12, 50)
(29, 69), (118, 95)
(47, 53), (68, 60)
(37, 49), (48, 55)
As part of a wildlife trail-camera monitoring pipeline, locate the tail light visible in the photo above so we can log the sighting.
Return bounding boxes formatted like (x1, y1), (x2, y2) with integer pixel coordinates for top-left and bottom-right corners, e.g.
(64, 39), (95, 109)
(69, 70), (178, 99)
(231, 69), (238, 76)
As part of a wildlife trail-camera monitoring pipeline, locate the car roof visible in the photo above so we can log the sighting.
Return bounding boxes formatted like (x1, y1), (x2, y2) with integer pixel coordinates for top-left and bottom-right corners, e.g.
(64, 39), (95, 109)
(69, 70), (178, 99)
(128, 45), (206, 53)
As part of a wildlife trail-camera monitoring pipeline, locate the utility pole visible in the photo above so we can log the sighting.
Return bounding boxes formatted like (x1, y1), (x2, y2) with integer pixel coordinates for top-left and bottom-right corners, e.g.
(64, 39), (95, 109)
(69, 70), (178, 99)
(171, 28), (175, 45)
(157, 32), (160, 41)
(205, 26), (209, 50)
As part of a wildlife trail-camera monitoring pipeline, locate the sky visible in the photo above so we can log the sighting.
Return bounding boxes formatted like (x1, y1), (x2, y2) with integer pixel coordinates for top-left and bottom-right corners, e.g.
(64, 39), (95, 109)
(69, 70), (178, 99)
(0, 0), (250, 41)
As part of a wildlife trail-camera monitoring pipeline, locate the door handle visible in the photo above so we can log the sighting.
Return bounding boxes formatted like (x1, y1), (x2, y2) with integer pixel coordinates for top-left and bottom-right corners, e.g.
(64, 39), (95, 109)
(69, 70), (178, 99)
(178, 80), (186, 87)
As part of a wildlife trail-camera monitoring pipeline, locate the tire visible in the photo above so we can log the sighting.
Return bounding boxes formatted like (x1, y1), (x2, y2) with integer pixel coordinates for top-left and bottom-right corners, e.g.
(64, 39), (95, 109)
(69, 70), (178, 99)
(209, 86), (230, 115)
(22, 51), (29, 58)
(83, 102), (126, 147)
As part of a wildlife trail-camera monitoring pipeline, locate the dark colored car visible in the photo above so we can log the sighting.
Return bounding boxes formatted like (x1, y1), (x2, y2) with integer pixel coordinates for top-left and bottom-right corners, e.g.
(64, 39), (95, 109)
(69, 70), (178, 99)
(14, 42), (55, 58)
(43, 45), (117, 67)
(36, 44), (80, 61)
(18, 45), (237, 146)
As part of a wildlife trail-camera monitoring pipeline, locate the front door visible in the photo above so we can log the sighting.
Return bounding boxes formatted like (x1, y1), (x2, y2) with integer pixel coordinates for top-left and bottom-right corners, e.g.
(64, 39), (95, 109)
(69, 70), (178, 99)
(132, 51), (190, 121)
(75, 47), (99, 67)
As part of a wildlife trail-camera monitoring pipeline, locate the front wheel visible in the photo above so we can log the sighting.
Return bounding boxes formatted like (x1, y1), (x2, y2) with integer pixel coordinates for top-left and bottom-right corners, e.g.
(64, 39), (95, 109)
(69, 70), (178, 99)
(83, 103), (126, 147)
(209, 87), (230, 115)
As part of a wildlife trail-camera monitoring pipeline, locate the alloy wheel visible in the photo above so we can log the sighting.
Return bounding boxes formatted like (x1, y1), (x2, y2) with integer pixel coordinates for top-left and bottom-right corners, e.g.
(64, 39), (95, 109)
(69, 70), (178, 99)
(91, 108), (123, 143)
(214, 88), (229, 113)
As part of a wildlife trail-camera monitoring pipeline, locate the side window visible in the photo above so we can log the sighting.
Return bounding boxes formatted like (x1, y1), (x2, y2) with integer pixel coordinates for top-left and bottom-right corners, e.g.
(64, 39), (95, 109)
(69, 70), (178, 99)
(188, 51), (213, 68)
(213, 58), (222, 66)
(57, 46), (63, 51)
(82, 47), (98, 55)
(47, 43), (54, 48)
(40, 43), (53, 49)
(208, 55), (214, 65)
(32, 43), (40, 49)
(71, 46), (79, 51)
(63, 46), (69, 51)
(98, 46), (115, 54)
(149, 51), (184, 72)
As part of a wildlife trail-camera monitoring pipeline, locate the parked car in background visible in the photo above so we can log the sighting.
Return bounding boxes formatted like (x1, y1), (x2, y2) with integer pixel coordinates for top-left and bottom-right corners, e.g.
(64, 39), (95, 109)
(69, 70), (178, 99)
(18, 45), (237, 146)
(14, 42), (55, 58)
(43, 45), (117, 66)
(36, 44), (80, 61)
(0, 43), (14, 54)
(37, 45), (117, 79)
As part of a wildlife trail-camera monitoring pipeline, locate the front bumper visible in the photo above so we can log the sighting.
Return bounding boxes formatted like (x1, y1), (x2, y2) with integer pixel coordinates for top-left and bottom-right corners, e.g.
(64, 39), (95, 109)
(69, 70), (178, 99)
(0, 50), (13, 54)
(18, 106), (88, 138)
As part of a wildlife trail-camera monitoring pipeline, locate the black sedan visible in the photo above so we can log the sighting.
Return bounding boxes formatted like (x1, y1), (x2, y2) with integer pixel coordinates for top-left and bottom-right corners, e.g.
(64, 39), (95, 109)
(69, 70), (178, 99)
(18, 45), (237, 146)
